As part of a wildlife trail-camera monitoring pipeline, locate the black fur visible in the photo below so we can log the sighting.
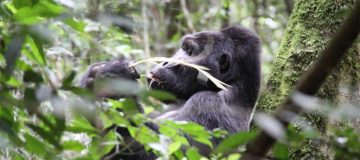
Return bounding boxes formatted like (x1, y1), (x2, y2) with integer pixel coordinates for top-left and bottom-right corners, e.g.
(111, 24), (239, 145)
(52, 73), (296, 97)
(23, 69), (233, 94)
(80, 26), (261, 159)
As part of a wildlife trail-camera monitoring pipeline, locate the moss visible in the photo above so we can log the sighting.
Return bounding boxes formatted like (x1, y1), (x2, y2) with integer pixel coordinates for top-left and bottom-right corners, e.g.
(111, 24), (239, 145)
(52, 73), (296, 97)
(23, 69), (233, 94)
(256, 0), (359, 158)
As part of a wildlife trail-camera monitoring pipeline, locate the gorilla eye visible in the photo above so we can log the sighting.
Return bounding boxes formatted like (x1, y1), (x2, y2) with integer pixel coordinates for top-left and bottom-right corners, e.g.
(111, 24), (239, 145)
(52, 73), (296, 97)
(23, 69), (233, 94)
(219, 54), (230, 73)
(182, 39), (199, 56)
(182, 43), (193, 56)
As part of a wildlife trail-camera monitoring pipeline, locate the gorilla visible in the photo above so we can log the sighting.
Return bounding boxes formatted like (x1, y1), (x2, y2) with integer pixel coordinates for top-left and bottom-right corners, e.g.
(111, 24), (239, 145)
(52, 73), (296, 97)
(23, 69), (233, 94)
(80, 25), (261, 159)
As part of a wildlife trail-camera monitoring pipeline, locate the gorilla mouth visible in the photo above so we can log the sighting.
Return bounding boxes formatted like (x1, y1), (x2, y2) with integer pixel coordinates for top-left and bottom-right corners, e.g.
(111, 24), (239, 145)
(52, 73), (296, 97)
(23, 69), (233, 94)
(147, 73), (165, 89)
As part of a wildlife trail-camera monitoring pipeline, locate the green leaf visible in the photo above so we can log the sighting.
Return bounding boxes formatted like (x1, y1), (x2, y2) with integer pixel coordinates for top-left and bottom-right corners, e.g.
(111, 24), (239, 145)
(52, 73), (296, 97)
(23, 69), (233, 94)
(180, 123), (212, 148)
(169, 141), (182, 155)
(8, 151), (26, 160)
(62, 70), (76, 87)
(13, 1), (64, 25)
(24, 133), (47, 157)
(227, 153), (241, 160)
(212, 128), (228, 138)
(25, 36), (46, 66)
(273, 143), (288, 160)
(63, 140), (85, 151)
(145, 90), (176, 101)
(14, 8), (41, 24)
(67, 115), (98, 135)
(13, 0), (34, 9)
(159, 124), (178, 137)
(26, 123), (61, 149)
(5, 76), (22, 87)
(186, 148), (202, 160)
(128, 125), (159, 144)
(63, 18), (86, 33)
(222, 0), (230, 8)
(0, 52), (4, 62)
(15, 59), (31, 71)
(100, 108), (129, 128)
(164, 121), (212, 148)
(99, 130), (117, 154)
(122, 98), (138, 114)
(214, 132), (256, 154)
(87, 137), (110, 160)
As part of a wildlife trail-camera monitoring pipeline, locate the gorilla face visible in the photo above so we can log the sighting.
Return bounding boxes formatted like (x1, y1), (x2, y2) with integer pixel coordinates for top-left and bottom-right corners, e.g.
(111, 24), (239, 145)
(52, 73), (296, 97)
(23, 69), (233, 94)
(147, 63), (208, 100)
(147, 27), (241, 100)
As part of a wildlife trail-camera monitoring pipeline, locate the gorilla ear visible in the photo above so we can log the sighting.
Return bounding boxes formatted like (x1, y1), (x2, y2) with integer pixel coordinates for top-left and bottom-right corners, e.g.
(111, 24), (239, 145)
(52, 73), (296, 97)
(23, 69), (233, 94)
(219, 54), (230, 73)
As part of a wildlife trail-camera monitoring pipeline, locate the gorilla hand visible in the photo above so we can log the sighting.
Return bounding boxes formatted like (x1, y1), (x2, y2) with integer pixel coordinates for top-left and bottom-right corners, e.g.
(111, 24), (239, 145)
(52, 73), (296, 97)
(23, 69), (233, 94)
(80, 59), (140, 99)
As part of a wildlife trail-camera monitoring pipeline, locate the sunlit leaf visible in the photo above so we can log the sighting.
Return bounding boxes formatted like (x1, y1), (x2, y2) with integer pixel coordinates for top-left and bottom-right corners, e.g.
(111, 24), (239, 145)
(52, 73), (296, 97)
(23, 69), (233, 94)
(227, 153), (241, 160)
(14, 1), (64, 25)
(5, 75), (21, 87)
(169, 141), (182, 155)
(164, 121), (212, 148)
(186, 148), (202, 160)
(24, 133), (48, 157)
(63, 140), (85, 151)
(128, 125), (159, 144)
(14, 8), (41, 24)
(8, 151), (26, 160)
(26, 123), (61, 149)
(214, 132), (256, 154)
(67, 114), (98, 135)
(100, 130), (117, 154)
(145, 89), (176, 101)
(13, 0), (34, 9)
(159, 124), (178, 137)
(25, 36), (46, 66)
(63, 18), (86, 33)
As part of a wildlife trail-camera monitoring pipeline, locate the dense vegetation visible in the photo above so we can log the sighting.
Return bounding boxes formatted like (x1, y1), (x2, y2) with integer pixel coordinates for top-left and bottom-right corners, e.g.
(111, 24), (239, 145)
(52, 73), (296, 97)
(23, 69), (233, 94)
(0, 0), (359, 159)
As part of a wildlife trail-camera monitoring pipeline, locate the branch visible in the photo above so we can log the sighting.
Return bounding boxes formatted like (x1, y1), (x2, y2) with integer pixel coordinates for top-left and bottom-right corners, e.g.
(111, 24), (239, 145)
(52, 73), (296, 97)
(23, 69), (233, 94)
(284, 0), (294, 16)
(142, 0), (151, 71)
(180, 0), (195, 33)
(241, 2), (360, 159)
(221, 0), (230, 28)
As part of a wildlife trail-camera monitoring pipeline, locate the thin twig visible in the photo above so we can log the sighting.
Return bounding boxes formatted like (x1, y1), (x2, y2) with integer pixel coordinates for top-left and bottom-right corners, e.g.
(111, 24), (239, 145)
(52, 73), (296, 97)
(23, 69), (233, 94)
(142, 0), (151, 72)
(180, 0), (195, 33)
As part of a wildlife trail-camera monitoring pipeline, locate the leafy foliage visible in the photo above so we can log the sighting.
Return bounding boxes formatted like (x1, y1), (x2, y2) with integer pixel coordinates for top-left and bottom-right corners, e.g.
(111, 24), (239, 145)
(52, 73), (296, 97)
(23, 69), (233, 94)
(0, 0), (359, 160)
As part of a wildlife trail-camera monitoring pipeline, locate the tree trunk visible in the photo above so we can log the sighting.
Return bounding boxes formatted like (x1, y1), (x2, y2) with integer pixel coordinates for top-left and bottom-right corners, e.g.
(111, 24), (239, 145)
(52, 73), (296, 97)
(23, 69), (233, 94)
(256, 0), (359, 159)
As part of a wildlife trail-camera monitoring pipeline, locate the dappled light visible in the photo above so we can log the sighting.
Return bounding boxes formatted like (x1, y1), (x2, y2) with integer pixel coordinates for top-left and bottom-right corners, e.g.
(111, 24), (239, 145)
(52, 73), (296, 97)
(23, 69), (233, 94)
(0, 0), (359, 160)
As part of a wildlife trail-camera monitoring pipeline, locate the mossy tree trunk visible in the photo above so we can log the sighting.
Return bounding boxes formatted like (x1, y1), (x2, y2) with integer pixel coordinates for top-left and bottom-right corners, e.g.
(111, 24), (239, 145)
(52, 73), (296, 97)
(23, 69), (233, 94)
(256, 0), (359, 159)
